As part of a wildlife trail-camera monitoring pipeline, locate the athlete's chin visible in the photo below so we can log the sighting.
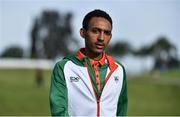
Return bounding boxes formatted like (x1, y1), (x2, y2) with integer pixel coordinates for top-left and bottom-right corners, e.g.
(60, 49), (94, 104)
(93, 48), (104, 54)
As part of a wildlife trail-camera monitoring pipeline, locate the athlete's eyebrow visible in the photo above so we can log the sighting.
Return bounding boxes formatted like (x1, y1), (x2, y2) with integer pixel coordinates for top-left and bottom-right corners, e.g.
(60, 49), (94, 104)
(88, 27), (111, 35)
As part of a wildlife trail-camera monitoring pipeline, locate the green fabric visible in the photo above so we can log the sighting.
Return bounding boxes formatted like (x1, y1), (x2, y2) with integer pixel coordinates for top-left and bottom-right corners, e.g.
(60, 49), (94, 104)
(49, 59), (69, 116)
(98, 64), (108, 93)
(64, 54), (86, 66)
(116, 61), (128, 116)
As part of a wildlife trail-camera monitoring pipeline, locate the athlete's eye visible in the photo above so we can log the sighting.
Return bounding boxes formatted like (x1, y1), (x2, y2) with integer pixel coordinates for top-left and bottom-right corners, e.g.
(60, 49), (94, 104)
(104, 30), (111, 36)
(91, 28), (100, 34)
(88, 27), (111, 36)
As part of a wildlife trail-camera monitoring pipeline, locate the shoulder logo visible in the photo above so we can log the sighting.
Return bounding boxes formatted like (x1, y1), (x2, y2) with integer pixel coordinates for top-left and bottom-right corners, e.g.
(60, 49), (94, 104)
(114, 76), (119, 83)
(70, 76), (80, 82)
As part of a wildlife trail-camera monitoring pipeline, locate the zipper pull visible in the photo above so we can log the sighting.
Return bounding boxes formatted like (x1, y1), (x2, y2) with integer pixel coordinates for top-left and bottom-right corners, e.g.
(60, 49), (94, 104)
(97, 99), (100, 103)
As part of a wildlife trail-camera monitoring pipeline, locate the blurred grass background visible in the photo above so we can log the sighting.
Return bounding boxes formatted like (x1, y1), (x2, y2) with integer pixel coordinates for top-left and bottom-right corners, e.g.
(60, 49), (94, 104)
(0, 69), (180, 115)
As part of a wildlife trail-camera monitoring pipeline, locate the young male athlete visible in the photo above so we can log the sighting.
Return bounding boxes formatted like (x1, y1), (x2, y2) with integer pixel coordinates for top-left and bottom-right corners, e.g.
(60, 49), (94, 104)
(49, 9), (128, 116)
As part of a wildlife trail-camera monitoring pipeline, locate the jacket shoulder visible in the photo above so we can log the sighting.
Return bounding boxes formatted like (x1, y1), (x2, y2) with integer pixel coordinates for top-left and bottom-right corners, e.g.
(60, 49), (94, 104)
(116, 60), (125, 70)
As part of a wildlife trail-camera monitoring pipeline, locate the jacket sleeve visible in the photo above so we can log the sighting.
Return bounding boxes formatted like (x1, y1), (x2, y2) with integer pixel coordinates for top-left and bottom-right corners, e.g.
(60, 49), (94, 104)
(49, 60), (69, 116)
(116, 64), (128, 116)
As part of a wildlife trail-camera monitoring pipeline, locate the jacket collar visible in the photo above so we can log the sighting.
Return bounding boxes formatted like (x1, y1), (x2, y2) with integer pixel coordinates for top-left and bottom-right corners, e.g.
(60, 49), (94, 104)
(76, 48), (117, 70)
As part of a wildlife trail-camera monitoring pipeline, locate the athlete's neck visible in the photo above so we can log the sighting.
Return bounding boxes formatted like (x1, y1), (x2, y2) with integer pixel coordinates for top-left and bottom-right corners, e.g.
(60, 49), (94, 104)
(84, 48), (103, 61)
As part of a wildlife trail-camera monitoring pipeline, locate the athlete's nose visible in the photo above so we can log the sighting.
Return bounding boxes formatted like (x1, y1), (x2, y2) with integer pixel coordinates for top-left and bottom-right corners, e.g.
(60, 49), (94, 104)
(98, 32), (104, 42)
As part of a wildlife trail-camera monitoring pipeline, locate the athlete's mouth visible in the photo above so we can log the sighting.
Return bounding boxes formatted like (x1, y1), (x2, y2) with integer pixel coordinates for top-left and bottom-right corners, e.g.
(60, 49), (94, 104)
(95, 43), (105, 49)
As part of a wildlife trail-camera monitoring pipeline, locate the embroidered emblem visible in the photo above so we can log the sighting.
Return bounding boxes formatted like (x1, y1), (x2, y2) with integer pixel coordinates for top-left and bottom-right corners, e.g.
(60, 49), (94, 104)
(114, 76), (119, 83)
(70, 76), (80, 82)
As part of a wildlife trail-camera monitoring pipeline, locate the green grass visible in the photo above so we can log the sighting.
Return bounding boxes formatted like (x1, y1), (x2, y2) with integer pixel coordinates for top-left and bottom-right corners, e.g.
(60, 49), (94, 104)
(160, 69), (180, 79)
(128, 73), (180, 115)
(0, 69), (51, 115)
(0, 69), (180, 115)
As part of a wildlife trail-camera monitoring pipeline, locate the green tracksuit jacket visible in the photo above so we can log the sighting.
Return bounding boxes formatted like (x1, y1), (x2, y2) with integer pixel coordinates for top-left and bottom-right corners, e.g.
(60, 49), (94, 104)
(49, 53), (128, 116)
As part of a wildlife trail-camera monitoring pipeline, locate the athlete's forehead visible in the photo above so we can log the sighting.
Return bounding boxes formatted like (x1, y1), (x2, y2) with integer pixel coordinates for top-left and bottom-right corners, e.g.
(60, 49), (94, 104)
(88, 17), (112, 31)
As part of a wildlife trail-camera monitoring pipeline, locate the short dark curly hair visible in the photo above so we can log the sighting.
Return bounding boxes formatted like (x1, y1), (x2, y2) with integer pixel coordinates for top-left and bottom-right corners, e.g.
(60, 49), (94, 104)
(82, 9), (113, 30)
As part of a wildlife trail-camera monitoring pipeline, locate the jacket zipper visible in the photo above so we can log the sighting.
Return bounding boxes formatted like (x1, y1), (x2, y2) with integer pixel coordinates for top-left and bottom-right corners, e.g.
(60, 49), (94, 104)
(86, 61), (101, 116)
(97, 99), (100, 116)
(86, 61), (117, 116)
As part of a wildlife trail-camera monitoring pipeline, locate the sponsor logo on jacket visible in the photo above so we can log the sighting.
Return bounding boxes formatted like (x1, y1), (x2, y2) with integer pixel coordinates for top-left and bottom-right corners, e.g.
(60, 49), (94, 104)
(70, 76), (80, 82)
(114, 76), (119, 83)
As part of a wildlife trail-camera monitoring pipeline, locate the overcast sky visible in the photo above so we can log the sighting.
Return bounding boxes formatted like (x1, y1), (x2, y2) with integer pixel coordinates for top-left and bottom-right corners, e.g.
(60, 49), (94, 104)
(0, 0), (180, 57)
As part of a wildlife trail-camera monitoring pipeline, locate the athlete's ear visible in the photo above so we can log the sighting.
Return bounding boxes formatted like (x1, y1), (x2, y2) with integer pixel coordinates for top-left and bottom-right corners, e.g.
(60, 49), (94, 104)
(80, 28), (86, 39)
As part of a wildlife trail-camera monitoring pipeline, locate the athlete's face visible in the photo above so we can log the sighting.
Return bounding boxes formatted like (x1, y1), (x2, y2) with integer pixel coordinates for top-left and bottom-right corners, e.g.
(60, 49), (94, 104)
(80, 17), (112, 57)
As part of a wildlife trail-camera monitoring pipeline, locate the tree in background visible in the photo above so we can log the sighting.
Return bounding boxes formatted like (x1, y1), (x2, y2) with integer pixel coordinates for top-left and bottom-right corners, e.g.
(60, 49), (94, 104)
(151, 36), (179, 70)
(29, 10), (79, 87)
(30, 10), (78, 59)
(133, 36), (179, 70)
(0, 46), (24, 58)
(107, 41), (132, 57)
(30, 18), (39, 58)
